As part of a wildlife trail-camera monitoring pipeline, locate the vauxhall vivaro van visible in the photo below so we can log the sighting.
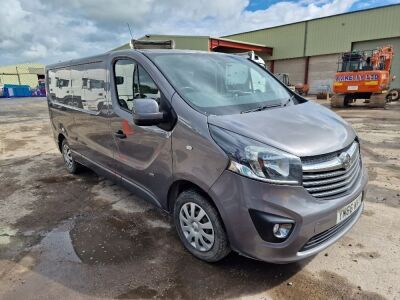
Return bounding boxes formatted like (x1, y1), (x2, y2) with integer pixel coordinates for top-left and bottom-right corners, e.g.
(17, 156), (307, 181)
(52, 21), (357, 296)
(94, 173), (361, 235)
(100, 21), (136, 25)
(46, 49), (367, 263)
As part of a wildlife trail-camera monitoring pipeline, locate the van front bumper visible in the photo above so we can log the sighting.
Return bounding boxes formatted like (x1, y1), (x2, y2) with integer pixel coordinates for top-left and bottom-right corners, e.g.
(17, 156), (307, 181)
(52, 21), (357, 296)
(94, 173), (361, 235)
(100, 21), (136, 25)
(209, 167), (368, 263)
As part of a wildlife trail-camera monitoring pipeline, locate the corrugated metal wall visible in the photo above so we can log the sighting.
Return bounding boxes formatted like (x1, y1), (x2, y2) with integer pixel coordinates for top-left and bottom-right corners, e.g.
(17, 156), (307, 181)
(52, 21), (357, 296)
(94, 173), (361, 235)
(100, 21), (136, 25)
(352, 37), (400, 89)
(224, 5), (400, 60)
(274, 58), (306, 84)
(306, 5), (400, 56)
(224, 23), (306, 60)
(308, 54), (339, 94)
(0, 63), (44, 87)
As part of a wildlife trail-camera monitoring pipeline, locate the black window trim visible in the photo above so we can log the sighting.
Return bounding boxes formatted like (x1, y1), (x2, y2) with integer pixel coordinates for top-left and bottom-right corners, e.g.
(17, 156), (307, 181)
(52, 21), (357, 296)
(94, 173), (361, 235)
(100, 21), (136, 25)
(113, 57), (163, 114)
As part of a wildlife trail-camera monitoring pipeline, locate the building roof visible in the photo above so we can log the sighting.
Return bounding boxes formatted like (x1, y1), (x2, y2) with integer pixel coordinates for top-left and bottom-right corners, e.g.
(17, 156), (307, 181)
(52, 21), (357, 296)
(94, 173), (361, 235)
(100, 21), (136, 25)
(0, 63), (44, 75)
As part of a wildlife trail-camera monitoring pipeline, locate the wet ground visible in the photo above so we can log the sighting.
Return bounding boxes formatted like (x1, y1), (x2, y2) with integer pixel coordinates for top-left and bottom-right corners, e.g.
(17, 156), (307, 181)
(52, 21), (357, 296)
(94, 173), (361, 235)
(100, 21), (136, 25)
(0, 97), (399, 300)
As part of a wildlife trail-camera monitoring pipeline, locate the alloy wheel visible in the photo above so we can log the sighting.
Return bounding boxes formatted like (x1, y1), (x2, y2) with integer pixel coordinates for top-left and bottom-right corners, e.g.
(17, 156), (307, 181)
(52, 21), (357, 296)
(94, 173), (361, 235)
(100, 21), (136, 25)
(179, 202), (215, 251)
(63, 143), (73, 170)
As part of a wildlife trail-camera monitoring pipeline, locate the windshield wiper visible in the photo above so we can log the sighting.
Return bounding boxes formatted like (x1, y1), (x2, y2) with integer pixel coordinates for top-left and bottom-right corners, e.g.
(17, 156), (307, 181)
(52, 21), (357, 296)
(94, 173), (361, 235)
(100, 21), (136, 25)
(240, 103), (281, 114)
(240, 94), (296, 114)
(282, 94), (295, 107)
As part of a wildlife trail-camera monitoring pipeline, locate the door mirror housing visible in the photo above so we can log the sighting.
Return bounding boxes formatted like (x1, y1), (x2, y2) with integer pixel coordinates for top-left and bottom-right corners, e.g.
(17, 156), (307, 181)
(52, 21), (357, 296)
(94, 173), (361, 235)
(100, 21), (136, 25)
(133, 98), (164, 126)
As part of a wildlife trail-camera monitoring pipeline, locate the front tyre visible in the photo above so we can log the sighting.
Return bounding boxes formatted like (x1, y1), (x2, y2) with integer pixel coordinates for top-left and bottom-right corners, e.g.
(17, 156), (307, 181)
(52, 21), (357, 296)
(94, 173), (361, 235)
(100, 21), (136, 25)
(174, 190), (230, 262)
(61, 139), (81, 174)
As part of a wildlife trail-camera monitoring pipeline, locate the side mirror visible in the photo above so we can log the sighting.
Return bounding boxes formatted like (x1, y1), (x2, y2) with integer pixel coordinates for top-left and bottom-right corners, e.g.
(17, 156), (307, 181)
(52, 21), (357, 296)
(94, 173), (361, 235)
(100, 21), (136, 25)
(133, 98), (164, 126)
(116, 76), (124, 85)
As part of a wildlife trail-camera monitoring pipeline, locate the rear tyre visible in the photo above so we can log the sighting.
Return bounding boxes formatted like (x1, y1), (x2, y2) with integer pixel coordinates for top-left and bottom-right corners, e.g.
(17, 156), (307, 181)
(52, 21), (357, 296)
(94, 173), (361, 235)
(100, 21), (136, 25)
(61, 139), (81, 174)
(174, 190), (230, 262)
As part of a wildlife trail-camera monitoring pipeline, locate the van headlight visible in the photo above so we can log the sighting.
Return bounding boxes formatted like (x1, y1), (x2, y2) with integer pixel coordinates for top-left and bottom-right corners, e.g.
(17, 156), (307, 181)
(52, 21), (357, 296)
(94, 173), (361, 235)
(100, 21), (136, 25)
(210, 125), (302, 185)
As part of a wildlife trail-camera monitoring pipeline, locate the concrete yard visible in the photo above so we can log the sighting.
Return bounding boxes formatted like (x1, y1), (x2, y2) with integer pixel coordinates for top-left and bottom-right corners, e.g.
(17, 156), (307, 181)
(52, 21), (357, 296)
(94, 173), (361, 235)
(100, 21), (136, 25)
(0, 97), (399, 300)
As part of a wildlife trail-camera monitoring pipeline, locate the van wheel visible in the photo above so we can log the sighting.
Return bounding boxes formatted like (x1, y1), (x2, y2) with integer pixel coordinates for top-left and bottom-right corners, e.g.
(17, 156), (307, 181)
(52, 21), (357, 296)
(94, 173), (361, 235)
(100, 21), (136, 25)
(61, 139), (81, 174)
(173, 190), (230, 262)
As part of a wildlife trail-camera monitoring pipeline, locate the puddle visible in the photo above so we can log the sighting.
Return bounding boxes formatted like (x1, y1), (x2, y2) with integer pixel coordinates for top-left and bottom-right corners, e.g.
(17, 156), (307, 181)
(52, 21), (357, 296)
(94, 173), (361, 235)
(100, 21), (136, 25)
(36, 220), (81, 263)
(0, 236), (11, 245)
(70, 210), (172, 265)
(0, 226), (17, 245)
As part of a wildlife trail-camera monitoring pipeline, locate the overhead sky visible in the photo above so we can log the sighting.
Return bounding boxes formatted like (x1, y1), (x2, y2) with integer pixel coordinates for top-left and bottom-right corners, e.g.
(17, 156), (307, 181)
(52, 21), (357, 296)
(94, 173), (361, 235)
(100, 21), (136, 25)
(0, 0), (398, 65)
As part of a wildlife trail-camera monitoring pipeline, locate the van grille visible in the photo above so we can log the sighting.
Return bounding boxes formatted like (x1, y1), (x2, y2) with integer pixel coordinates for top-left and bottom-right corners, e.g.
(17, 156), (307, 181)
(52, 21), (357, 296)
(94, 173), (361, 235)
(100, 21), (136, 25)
(301, 142), (361, 199)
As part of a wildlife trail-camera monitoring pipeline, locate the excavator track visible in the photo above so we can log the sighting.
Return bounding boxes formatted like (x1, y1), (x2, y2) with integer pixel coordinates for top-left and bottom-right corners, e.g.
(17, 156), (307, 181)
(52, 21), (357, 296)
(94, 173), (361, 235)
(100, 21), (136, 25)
(330, 94), (346, 108)
(369, 93), (387, 108)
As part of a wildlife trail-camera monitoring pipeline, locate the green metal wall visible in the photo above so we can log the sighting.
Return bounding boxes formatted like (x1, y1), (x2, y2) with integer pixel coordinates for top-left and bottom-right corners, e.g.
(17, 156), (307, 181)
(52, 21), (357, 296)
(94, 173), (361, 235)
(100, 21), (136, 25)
(115, 35), (210, 51)
(306, 5), (400, 56)
(224, 4), (400, 60)
(224, 23), (306, 60)
(353, 37), (400, 90)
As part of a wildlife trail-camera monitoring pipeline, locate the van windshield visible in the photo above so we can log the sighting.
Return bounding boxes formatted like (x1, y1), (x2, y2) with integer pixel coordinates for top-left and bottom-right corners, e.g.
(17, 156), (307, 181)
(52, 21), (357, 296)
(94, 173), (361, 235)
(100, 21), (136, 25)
(147, 52), (292, 115)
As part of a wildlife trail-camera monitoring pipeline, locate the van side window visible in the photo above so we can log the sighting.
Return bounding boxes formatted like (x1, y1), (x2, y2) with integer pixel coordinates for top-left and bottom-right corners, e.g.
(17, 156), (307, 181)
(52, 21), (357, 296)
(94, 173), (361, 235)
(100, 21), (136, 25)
(82, 66), (106, 112)
(114, 59), (137, 111)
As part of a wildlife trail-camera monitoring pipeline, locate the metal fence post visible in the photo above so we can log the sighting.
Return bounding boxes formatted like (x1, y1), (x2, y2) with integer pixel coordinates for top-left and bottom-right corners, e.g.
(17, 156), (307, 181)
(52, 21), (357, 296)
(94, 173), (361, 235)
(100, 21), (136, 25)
(16, 66), (21, 85)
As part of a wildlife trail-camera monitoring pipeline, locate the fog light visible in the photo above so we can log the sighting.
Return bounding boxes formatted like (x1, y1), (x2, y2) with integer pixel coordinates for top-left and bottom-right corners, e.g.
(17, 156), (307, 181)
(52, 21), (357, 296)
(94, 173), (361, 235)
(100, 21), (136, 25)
(273, 223), (293, 239)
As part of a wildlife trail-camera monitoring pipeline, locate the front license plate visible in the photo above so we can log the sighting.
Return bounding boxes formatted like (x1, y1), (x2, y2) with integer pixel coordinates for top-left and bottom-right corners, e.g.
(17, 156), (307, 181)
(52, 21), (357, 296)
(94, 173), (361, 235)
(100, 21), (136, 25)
(347, 85), (359, 91)
(337, 193), (362, 224)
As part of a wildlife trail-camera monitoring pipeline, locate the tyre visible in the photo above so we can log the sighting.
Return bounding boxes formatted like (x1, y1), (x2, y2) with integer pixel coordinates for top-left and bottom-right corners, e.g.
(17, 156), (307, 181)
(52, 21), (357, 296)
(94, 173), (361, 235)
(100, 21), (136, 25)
(390, 89), (399, 101)
(173, 190), (230, 262)
(61, 139), (81, 174)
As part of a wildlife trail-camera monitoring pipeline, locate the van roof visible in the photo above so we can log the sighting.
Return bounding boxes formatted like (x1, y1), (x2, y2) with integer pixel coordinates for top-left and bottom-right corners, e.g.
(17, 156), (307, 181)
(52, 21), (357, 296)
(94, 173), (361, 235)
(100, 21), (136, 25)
(45, 49), (230, 70)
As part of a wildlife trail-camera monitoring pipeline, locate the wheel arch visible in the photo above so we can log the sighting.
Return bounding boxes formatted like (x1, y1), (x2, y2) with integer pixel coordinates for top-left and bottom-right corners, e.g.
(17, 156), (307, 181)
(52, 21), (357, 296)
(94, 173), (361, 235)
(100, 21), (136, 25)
(167, 180), (225, 222)
(167, 179), (230, 243)
(167, 180), (209, 212)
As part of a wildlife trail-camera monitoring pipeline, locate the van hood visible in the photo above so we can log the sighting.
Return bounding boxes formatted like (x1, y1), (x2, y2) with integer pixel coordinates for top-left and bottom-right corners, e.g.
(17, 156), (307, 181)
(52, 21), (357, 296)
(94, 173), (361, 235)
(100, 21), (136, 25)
(207, 101), (356, 157)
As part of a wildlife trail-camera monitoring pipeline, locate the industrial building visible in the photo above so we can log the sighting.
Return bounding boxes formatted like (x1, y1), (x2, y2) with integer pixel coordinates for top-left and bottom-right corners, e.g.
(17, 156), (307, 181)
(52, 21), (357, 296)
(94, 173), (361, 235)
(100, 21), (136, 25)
(0, 63), (45, 88)
(116, 4), (400, 94)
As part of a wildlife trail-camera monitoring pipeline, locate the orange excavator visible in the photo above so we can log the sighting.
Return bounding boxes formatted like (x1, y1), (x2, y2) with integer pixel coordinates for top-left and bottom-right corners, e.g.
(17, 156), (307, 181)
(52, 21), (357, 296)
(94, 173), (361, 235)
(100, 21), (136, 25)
(331, 45), (397, 108)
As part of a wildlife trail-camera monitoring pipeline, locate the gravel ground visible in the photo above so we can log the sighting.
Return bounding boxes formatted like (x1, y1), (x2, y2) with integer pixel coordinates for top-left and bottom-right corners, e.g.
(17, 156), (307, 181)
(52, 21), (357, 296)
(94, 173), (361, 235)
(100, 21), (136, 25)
(0, 97), (399, 300)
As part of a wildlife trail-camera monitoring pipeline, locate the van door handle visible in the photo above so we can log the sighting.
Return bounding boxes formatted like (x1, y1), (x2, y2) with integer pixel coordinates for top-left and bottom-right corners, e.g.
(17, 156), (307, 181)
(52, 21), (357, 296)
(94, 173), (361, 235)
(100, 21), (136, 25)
(114, 130), (127, 139)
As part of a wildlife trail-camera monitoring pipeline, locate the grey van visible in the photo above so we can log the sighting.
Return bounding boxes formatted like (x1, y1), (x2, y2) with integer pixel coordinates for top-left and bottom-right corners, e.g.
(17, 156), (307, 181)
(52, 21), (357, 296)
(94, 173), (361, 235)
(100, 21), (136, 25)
(46, 49), (367, 263)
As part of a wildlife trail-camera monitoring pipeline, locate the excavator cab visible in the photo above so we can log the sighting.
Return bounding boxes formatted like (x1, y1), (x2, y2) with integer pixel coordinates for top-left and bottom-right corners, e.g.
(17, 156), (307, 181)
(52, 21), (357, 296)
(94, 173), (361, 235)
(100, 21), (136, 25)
(339, 52), (363, 72)
(331, 45), (398, 108)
